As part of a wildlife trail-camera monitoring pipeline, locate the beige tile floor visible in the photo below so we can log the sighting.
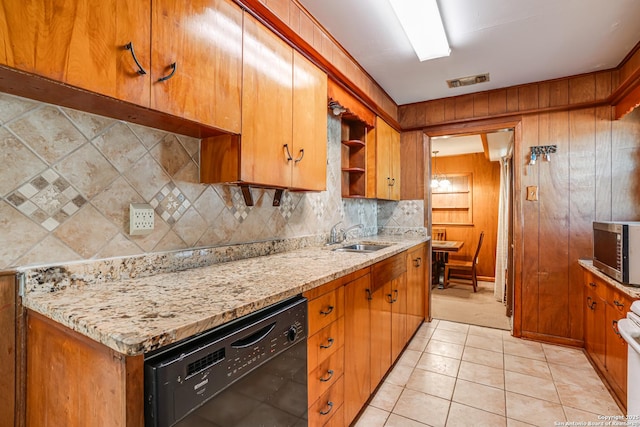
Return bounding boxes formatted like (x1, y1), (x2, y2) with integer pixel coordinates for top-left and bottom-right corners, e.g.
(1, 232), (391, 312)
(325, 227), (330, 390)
(354, 319), (623, 427)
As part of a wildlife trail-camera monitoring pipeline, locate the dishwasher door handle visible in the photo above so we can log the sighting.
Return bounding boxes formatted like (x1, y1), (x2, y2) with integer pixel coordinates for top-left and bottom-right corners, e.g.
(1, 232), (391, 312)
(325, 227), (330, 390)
(231, 322), (277, 348)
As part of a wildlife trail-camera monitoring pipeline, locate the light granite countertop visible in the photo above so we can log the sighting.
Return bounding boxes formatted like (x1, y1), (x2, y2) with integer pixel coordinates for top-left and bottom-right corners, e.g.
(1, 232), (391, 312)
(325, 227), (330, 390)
(21, 236), (428, 356)
(578, 259), (640, 299)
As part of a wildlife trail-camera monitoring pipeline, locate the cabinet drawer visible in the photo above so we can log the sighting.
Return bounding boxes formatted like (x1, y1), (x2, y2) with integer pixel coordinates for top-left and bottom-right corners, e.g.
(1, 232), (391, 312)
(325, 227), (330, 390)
(308, 376), (344, 427)
(308, 346), (344, 403)
(372, 252), (407, 291)
(607, 287), (634, 316)
(584, 272), (607, 301)
(308, 316), (344, 369)
(308, 286), (344, 336)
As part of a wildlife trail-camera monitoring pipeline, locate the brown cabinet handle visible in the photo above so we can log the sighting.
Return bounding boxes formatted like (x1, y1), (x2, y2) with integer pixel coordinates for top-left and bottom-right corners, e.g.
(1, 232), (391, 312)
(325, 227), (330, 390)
(590, 300), (597, 310)
(294, 149), (304, 163)
(612, 319), (621, 338)
(586, 296), (593, 310)
(320, 305), (334, 316)
(414, 257), (422, 267)
(283, 144), (293, 161)
(320, 337), (334, 349)
(365, 288), (372, 301)
(319, 369), (334, 382)
(157, 62), (177, 82)
(319, 401), (334, 416)
(387, 289), (398, 303)
(125, 42), (147, 75)
(613, 300), (625, 309)
(588, 282), (596, 288)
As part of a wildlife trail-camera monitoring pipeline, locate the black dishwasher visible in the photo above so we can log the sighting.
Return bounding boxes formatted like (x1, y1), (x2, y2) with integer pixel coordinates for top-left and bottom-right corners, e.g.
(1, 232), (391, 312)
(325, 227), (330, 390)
(144, 296), (307, 427)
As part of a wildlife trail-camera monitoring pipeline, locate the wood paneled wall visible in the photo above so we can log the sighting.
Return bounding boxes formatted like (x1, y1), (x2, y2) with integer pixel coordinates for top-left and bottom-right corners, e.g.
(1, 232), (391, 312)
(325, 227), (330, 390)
(432, 153), (500, 279)
(399, 70), (640, 344)
(399, 71), (615, 130)
(400, 131), (426, 200)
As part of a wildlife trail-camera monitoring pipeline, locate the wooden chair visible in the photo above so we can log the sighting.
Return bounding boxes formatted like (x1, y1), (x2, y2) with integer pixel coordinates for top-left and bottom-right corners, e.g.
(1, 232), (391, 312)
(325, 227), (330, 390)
(432, 227), (446, 241)
(431, 227), (447, 269)
(444, 231), (485, 292)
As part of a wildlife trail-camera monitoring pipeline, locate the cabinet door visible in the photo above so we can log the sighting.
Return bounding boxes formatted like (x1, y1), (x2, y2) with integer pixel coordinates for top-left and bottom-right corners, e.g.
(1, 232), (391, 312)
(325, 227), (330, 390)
(391, 274), (407, 361)
(389, 126), (401, 200)
(241, 13), (293, 187)
(584, 285), (605, 369)
(605, 294), (630, 400)
(343, 273), (371, 425)
(375, 118), (393, 199)
(152, 0), (242, 133)
(0, 0), (150, 106)
(406, 245), (426, 335)
(292, 50), (327, 191)
(370, 281), (392, 390)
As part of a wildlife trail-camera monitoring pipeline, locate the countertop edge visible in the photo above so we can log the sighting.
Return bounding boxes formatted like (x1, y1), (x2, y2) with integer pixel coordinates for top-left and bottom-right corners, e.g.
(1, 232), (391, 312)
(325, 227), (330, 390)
(23, 238), (429, 355)
(578, 259), (640, 299)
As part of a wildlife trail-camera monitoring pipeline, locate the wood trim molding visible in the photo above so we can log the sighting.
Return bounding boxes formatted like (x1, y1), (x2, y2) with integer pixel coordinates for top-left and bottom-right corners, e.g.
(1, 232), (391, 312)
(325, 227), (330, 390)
(520, 331), (584, 348)
(614, 80), (640, 119)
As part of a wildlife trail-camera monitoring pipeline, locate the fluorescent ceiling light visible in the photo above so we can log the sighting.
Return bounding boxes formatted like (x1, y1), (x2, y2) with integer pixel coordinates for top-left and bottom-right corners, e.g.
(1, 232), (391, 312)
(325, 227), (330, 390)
(388, 0), (450, 61)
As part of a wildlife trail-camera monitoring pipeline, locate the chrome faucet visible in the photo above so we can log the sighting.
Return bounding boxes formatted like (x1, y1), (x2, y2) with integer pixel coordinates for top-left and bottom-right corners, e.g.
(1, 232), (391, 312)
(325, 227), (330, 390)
(329, 222), (363, 244)
(329, 221), (343, 245)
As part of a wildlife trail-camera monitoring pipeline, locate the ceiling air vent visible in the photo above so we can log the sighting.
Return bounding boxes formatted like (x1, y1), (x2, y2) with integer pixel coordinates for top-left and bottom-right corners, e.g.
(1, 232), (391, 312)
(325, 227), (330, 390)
(447, 73), (490, 88)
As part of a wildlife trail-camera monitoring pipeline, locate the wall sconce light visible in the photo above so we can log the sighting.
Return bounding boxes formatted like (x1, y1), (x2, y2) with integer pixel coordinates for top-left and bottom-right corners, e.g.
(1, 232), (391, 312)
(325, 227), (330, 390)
(528, 145), (557, 165)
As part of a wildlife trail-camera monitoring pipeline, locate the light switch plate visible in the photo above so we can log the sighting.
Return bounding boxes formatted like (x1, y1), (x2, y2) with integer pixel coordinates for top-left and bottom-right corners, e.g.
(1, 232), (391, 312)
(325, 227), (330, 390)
(130, 203), (154, 235)
(526, 186), (538, 201)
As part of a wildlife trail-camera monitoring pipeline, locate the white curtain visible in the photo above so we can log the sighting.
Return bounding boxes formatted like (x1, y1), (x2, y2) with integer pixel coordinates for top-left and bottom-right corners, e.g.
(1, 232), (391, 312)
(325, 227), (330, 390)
(494, 157), (509, 302)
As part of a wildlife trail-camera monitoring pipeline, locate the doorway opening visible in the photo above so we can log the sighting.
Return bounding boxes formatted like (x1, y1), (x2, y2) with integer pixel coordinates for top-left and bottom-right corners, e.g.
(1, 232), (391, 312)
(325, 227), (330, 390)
(427, 128), (514, 331)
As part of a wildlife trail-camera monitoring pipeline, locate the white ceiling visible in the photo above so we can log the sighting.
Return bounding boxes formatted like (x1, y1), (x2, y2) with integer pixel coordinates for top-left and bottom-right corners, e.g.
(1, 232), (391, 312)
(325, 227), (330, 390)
(298, 0), (640, 105)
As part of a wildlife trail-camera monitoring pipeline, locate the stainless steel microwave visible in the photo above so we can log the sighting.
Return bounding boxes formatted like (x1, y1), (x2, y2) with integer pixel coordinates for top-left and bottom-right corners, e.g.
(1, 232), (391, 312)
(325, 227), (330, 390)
(593, 221), (640, 286)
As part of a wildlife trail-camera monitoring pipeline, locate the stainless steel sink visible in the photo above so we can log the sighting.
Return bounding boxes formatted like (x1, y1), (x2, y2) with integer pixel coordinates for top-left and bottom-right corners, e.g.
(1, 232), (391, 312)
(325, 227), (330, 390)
(332, 243), (391, 253)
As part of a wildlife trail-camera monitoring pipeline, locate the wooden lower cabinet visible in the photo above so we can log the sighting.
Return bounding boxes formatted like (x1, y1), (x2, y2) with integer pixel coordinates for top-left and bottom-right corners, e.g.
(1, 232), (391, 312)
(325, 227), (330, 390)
(584, 272), (606, 370)
(344, 273), (372, 423)
(406, 243), (427, 334)
(582, 267), (638, 411)
(369, 278), (392, 391)
(390, 274), (408, 362)
(25, 311), (143, 427)
(0, 272), (17, 427)
(605, 289), (633, 404)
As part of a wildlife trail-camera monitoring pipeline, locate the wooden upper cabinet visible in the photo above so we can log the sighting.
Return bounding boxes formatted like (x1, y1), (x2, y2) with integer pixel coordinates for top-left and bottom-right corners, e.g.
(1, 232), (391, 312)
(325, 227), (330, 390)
(370, 117), (401, 200)
(291, 50), (327, 191)
(241, 12), (293, 188)
(0, 0), (151, 106)
(202, 13), (327, 190)
(151, 0), (242, 133)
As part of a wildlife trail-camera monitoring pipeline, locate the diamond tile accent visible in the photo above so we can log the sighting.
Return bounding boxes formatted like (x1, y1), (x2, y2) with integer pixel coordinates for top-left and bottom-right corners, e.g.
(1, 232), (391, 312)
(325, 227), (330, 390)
(229, 187), (251, 223)
(7, 169), (86, 231)
(400, 200), (419, 216)
(150, 182), (191, 225)
(309, 194), (326, 220)
(278, 192), (294, 220)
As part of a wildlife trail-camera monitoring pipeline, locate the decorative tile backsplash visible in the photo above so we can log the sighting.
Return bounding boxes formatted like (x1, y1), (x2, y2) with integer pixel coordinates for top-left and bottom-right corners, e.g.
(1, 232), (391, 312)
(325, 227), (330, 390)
(0, 91), (424, 269)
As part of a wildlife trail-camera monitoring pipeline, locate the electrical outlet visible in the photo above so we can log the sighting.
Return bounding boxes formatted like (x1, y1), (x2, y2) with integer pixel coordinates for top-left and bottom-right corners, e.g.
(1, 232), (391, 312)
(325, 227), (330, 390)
(130, 203), (154, 235)
(526, 186), (538, 201)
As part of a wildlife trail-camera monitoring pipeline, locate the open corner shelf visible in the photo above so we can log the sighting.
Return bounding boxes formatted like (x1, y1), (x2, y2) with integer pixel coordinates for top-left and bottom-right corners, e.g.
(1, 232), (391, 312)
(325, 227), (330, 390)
(340, 118), (370, 198)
